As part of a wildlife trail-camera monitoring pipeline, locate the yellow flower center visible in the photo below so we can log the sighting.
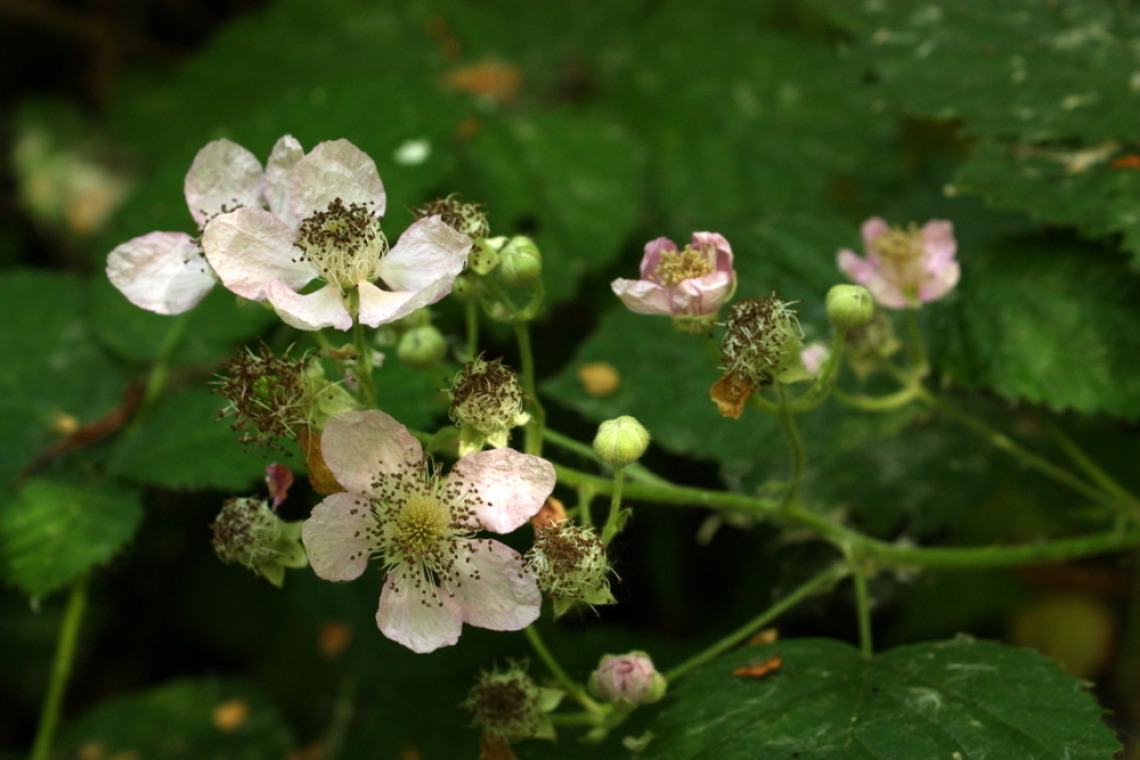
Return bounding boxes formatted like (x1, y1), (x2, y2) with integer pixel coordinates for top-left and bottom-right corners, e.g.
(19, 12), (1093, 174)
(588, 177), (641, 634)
(870, 225), (926, 295)
(295, 198), (388, 290)
(651, 244), (715, 287)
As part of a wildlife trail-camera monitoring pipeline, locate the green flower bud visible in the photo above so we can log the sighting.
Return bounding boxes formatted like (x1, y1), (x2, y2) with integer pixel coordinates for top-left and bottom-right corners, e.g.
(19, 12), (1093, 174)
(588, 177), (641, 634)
(826, 284), (874, 331)
(593, 416), (650, 468)
(498, 236), (543, 286)
(397, 324), (448, 368)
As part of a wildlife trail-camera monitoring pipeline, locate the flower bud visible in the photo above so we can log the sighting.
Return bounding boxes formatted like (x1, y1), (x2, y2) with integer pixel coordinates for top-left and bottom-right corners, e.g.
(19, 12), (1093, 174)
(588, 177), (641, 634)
(592, 416), (650, 467)
(396, 324), (448, 368)
(826, 284), (874, 331)
(210, 497), (307, 587)
(587, 652), (667, 710)
(462, 662), (563, 743)
(497, 236), (542, 286)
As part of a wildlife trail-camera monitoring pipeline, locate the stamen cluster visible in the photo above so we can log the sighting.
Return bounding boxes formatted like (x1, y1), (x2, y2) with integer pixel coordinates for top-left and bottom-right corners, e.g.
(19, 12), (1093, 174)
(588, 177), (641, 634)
(294, 198), (387, 290)
(412, 196), (490, 240)
(449, 356), (526, 435)
(651, 243), (716, 287)
(524, 521), (615, 614)
(462, 662), (556, 743)
(213, 343), (309, 450)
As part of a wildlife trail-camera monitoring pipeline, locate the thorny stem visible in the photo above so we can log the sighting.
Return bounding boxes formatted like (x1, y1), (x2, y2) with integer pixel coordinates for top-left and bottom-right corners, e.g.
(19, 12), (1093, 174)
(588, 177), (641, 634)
(553, 462), (1140, 569)
(513, 320), (546, 456)
(600, 467), (627, 545)
(664, 564), (847, 682)
(524, 625), (599, 712)
(29, 573), (88, 760)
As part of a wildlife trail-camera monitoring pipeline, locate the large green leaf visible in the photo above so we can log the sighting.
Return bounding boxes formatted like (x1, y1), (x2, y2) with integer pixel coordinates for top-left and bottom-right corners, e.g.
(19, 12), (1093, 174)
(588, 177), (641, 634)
(643, 637), (1119, 759)
(826, 0), (1140, 266)
(0, 478), (142, 598)
(55, 677), (293, 760)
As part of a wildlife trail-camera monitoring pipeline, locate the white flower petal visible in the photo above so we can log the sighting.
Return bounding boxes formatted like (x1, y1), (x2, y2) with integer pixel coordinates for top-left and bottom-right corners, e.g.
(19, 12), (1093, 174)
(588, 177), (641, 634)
(611, 278), (674, 316)
(377, 565), (463, 653)
(202, 207), (313, 300)
(449, 449), (555, 534)
(106, 231), (215, 314)
(301, 492), (376, 581)
(184, 139), (264, 228)
(376, 216), (470, 292)
(355, 277), (451, 328)
(321, 410), (423, 497)
(264, 134), (304, 226)
(289, 139), (386, 220)
(266, 280), (353, 330)
(452, 540), (541, 631)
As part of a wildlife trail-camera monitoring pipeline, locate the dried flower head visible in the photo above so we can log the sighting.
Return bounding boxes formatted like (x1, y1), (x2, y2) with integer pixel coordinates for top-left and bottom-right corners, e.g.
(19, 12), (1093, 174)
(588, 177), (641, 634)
(213, 343), (311, 450)
(462, 661), (562, 744)
(448, 356), (530, 456)
(210, 497), (307, 587)
(524, 520), (616, 617)
(412, 195), (490, 240)
(711, 297), (809, 418)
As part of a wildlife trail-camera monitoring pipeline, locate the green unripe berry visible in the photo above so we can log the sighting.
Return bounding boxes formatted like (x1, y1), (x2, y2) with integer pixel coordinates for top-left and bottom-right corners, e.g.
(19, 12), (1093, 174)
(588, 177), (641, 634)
(826, 284), (874, 331)
(593, 416), (650, 467)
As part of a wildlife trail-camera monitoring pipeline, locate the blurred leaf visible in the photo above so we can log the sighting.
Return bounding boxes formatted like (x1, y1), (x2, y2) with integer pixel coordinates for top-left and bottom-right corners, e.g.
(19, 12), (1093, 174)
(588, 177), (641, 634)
(826, 0), (1140, 266)
(0, 478), (141, 598)
(643, 637), (1119, 760)
(925, 233), (1140, 418)
(109, 386), (282, 491)
(55, 677), (293, 760)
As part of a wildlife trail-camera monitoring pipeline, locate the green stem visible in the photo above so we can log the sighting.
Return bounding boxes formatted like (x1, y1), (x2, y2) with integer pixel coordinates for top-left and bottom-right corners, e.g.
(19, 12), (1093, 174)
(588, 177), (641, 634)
(1040, 416), (1140, 507)
(852, 569), (873, 658)
(553, 462), (1140, 569)
(351, 319), (377, 409)
(832, 385), (921, 412)
(29, 573), (89, 760)
(321, 677), (356, 760)
(464, 297), (479, 361)
(664, 564), (847, 682)
(903, 308), (928, 375)
(774, 384), (804, 510)
(524, 625), (599, 712)
(601, 467), (627, 544)
(513, 320), (545, 456)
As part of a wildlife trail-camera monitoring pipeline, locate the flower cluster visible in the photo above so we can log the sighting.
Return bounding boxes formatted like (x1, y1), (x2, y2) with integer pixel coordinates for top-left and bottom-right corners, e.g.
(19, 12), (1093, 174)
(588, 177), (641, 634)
(301, 410), (556, 653)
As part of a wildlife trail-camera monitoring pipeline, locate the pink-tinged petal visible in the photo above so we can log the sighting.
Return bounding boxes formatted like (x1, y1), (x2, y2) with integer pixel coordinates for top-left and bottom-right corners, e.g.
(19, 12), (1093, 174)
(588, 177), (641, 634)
(673, 270), (733, 316)
(377, 565), (463, 653)
(376, 216), (470, 292)
(355, 277), (452, 327)
(921, 220), (957, 269)
(266, 280), (352, 330)
(202, 207), (313, 300)
(184, 139), (264, 228)
(301, 492), (376, 581)
(451, 540), (541, 631)
(321, 410), (423, 496)
(691, 231), (733, 269)
(449, 449), (555, 533)
(838, 249), (908, 309)
(264, 135), (304, 225)
(639, 237), (676, 279)
(917, 260), (960, 303)
(289, 139), (387, 220)
(837, 249), (875, 286)
(106, 231), (216, 314)
(611, 278), (673, 316)
(860, 217), (890, 249)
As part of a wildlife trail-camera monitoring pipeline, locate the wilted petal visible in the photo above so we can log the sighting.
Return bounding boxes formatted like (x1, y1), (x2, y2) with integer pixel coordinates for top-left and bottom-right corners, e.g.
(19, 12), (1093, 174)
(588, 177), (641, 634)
(264, 134), (304, 225)
(450, 449), (555, 534)
(184, 139), (264, 228)
(376, 216), (470, 292)
(266, 280), (352, 331)
(673, 270), (733, 316)
(321, 410), (423, 497)
(452, 540), (541, 631)
(301, 492), (376, 581)
(203, 207), (313, 300)
(377, 566), (463, 653)
(356, 278), (452, 327)
(611, 278), (673, 316)
(289, 139), (387, 220)
(106, 231), (215, 314)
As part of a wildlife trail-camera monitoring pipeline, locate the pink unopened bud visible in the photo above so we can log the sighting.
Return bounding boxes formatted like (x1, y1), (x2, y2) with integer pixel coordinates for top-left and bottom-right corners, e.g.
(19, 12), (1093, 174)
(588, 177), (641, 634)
(587, 651), (667, 710)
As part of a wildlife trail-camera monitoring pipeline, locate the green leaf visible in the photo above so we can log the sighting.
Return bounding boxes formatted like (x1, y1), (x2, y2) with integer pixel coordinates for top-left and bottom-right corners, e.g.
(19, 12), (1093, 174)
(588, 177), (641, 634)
(0, 478), (142, 598)
(55, 677), (293, 760)
(826, 0), (1140, 266)
(460, 111), (643, 304)
(109, 385), (282, 491)
(925, 233), (1140, 418)
(643, 637), (1119, 760)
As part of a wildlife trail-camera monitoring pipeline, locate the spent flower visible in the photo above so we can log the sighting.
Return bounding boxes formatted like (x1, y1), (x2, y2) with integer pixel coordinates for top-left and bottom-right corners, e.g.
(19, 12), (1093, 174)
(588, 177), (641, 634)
(524, 520), (616, 617)
(611, 232), (735, 332)
(106, 136), (298, 315)
(210, 497), (307, 587)
(301, 410), (555, 653)
(711, 297), (809, 418)
(837, 217), (959, 309)
(462, 661), (563, 744)
(448, 356), (530, 456)
(202, 139), (471, 330)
